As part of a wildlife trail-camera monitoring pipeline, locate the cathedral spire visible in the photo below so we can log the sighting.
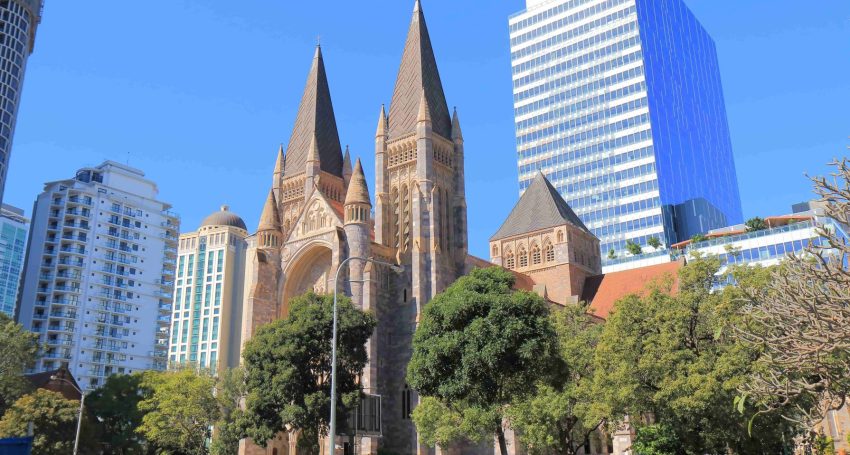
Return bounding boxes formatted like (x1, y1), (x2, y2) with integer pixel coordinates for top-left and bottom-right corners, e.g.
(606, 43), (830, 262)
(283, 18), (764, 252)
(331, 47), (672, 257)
(375, 104), (388, 138)
(451, 107), (463, 141)
(387, 0), (451, 140)
(417, 89), (432, 124)
(342, 145), (353, 186)
(282, 44), (343, 178)
(273, 144), (285, 177)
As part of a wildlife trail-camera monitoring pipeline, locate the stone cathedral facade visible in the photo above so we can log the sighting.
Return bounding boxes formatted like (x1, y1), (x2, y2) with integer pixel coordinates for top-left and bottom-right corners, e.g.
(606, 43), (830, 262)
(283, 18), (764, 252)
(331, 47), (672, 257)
(238, 2), (478, 453)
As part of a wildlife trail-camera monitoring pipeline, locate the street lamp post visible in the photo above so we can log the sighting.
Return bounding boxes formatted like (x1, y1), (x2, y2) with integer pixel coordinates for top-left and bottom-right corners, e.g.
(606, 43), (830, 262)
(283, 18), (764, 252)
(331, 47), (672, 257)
(51, 375), (85, 455)
(328, 256), (402, 455)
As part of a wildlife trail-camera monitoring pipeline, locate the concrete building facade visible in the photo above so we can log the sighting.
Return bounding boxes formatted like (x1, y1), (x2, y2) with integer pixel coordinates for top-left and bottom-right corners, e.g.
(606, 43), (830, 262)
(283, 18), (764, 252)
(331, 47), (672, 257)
(168, 205), (248, 373)
(17, 161), (178, 390)
(0, 203), (27, 317)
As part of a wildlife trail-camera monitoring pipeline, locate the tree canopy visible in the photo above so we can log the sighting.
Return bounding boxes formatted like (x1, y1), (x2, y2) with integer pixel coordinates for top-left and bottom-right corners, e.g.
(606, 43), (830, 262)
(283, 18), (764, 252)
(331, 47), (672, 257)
(86, 373), (149, 454)
(0, 389), (95, 455)
(240, 291), (376, 454)
(0, 312), (39, 414)
(407, 267), (558, 454)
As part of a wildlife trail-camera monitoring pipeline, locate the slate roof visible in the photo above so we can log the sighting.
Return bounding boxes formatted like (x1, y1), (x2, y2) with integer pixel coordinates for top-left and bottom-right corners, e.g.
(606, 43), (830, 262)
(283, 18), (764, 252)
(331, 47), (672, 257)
(491, 172), (591, 241)
(387, 0), (452, 140)
(283, 46), (343, 179)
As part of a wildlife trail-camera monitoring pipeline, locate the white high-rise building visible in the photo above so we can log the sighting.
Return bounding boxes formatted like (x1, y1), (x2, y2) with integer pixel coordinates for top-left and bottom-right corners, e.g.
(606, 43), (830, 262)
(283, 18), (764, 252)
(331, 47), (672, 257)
(168, 205), (248, 373)
(18, 161), (178, 390)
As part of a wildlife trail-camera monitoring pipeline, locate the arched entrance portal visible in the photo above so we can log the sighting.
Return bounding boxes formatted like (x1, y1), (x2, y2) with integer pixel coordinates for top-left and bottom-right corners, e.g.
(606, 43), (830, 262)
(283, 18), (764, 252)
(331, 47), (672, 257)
(280, 243), (333, 318)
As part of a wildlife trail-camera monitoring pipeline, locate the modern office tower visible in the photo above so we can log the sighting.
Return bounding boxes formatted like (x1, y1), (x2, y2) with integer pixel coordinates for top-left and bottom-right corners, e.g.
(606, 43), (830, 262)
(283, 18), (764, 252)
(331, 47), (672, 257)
(0, 204), (27, 317)
(0, 0), (44, 205)
(17, 161), (178, 390)
(168, 205), (247, 373)
(508, 0), (743, 271)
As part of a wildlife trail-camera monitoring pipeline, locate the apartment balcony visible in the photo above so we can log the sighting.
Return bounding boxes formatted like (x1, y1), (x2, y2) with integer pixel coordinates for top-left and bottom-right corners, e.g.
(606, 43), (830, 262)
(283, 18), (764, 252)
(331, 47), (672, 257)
(45, 339), (74, 347)
(42, 248), (56, 256)
(61, 233), (87, 243)
(63, 221), (90, 230)
(156, 315), (171, 323)
(45, 235), (58, 244)
(59, 246), (86, 255)
(53, 285), (81, 293)
(93, 343), (123, 353)
(46, 324), (75, 333)
(57, 272), (81, 280)
(46, 222), (59, 231)
(95, 329), (123, 339)
(51, 299), (79, 307)
(39, 273), (54, 281)
(163, 257), (176, 266)
(48, 311), (78, 320)
(158, 303), (172, 312)
(36, 285), (51, 294)
(32, 313), (47, 321)
(65, 209), (90, 218)
(67, 196), (92, 206)
(58, 258), (84, 268)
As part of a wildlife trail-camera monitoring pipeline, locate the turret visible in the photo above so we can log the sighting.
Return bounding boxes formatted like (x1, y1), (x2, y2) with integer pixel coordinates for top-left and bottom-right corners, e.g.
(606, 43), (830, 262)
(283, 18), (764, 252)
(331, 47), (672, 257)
(272, 144), (285, 201)
(257, 190), (282, 249)
(343, 159), (372, 307)
(374, 104), (389, 246)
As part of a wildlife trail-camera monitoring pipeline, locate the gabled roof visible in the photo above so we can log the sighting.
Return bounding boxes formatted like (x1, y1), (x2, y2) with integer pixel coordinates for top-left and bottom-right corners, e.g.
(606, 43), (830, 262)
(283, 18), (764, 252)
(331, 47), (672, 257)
(387, 0), (452, 140)
(581, 260), (682, 319)
(283, 46), (343, 179)
(491, 172), (591, 241)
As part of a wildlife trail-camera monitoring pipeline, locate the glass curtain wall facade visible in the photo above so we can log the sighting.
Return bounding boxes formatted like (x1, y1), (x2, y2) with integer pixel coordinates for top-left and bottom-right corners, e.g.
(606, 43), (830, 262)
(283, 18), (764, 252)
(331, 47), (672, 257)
(509, 0), (742, 268)
(0, 203), (26, 317)
(0, 0), (43, 205)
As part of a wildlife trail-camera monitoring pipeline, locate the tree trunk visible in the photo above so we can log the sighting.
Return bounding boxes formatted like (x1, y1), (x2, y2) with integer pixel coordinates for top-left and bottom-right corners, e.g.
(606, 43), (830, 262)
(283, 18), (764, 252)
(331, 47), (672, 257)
(495, 425), (509, 455)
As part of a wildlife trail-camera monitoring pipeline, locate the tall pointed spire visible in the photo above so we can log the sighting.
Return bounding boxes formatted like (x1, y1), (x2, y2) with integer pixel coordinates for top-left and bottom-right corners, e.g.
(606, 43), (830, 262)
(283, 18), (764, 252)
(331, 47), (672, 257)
(344, 159), (371, 206)
(282, 45), (343, 178)
(387, 0), (451, 140)
(342, 145), (353, 185)
(375, 104), (388, 138)
(273, 144), (285, 176)
(451, 107), (463, 141)
(258, 189), (281, 232)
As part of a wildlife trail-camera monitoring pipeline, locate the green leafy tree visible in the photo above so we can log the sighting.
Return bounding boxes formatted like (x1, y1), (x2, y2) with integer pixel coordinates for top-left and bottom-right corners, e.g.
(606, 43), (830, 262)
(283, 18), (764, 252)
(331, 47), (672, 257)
(407, 267), (558, 454)
(745, 217), (768, 231)
(411, 397), (498, 449)
(0, 389), (96, 455)
(590, 259), (789, 454)
(631, 423), (679, 455)
(647, 236), (662, 250)
(0, 312), (39, 413)
(626, 240), (643, 256)
(137, 369), (219, 455)
(507, 303), (603, 455)
(607, 249), (617, 260)
(241, 292), (376, 454)
(87, 372), (149, 454)
(210, 367), (248, 455)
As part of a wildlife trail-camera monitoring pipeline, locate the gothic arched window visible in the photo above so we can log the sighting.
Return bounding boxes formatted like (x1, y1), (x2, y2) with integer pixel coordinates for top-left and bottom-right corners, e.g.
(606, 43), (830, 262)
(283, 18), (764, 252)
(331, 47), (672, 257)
(518, 245), (528, 268)
(531, 243), (541, 265)
(544, 240), (555, 263)
(402, 184), (411, 251)
(492, 244), (499, 257)
(391, 186), (400, 248)
(505, 248), (515, 269)
(557, 230), (565, 243)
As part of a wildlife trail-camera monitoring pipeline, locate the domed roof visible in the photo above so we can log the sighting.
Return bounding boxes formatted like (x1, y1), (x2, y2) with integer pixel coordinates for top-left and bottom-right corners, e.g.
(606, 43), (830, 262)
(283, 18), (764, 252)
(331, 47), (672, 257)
(200, 205), (247, 231)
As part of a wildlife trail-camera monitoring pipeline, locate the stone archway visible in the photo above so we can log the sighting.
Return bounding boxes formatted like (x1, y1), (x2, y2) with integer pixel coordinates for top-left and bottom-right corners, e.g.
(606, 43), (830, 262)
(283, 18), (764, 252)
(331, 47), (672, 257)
(280, 243), (333, 318)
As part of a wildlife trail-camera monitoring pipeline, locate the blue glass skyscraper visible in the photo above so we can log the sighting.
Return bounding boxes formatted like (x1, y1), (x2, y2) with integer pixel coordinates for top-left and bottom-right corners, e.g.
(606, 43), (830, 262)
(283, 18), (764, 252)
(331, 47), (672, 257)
(509, 0), (742, 270)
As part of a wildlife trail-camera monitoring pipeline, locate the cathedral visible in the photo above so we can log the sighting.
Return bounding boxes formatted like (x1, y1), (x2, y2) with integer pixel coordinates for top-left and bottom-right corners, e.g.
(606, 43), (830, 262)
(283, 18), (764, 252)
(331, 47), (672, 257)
(239, 1), (473, 453)
(235, 1), (677, 454)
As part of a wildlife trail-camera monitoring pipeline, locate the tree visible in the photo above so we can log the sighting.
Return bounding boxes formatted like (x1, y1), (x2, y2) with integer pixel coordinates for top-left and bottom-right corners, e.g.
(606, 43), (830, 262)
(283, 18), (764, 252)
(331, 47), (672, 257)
(745, 217), (768, 231)
(0, 312), (39, 413)
(631, 423), (679, 455)
(411, 397), (497, 449)
(647, 236), (662, 250)
(240, 292), (376, 454)
(0, 389), (95, 455)
(86, 373), (149, 454)
(607, 249), (617, 260)
(210, 367), (248, 455)
(626, 240), (643, 256)
(590, 259), (790, 453)
(407, 267), (558, 455)
(735, 158), (850, 427)
(137, 369), (219, 455)
(507, 303), (603, 455)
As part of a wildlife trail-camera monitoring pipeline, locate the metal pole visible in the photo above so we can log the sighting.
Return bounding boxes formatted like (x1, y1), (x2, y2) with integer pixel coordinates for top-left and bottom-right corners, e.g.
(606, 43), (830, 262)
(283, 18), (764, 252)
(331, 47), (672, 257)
(329, 256), (401, 455)
(73, 392), (84, 455)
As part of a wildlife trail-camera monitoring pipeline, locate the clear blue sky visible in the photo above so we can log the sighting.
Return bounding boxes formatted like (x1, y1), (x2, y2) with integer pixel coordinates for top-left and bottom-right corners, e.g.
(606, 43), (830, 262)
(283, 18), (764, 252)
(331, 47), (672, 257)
(6, 0), (849, 259)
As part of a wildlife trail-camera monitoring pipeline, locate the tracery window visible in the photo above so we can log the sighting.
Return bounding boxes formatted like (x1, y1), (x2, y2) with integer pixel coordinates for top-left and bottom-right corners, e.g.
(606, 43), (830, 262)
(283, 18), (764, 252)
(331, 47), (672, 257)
(531, 243), (541, 265)
(505, 248), (515, 269)
(518, 245), (528, 268)
(544, 240), (555, 263)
